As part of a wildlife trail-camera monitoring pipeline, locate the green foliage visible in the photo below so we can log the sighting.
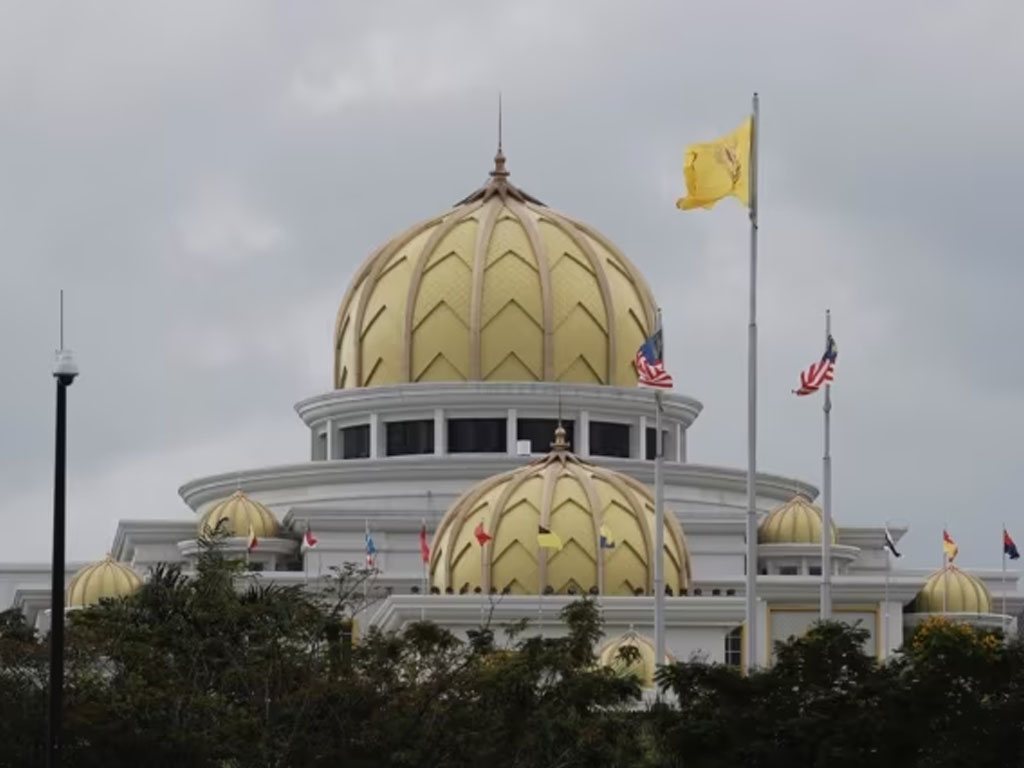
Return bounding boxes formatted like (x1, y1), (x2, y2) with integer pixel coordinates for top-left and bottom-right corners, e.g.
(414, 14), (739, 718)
(5, 549), (1024, 768)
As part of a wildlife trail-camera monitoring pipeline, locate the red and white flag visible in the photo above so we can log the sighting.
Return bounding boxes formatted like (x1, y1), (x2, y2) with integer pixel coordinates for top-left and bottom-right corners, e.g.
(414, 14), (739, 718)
(302, 527), (318, 551)
(794, 335), (837, 396)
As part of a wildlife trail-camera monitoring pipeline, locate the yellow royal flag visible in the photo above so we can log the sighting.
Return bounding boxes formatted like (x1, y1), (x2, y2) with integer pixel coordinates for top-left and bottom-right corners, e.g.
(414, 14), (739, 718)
(676, 117), (752, 211)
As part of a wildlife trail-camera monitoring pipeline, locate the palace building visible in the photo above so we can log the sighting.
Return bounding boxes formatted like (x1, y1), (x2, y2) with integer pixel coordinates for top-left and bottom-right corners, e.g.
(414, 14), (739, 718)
(1, 144), (1017, 672)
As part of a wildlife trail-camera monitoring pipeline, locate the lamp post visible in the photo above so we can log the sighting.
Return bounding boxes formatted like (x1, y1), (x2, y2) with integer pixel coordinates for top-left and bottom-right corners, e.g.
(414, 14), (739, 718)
(48, 300), (78, 768)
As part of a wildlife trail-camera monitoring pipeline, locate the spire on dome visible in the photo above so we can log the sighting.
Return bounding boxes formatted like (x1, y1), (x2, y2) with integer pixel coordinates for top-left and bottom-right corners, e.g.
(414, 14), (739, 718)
(454, 94), (544, 207)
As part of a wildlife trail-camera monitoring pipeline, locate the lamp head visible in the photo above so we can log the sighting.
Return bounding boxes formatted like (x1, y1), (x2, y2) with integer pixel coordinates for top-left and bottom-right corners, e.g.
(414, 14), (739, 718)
(53, 348), (79, 384)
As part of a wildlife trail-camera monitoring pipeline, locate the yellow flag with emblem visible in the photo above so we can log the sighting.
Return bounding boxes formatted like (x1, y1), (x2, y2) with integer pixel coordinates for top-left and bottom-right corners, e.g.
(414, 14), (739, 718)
(676, 117), (752, 211)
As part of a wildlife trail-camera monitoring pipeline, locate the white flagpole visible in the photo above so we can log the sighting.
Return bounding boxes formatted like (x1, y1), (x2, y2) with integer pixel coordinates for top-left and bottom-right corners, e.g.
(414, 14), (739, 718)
(821, 310), (833, 621)
(654, 311), (667, 665)
(883, 523), (890, 658)
(1002, 523), (1007, 624)
(744, 91), (760, 671)
(942, 524), (948, 614)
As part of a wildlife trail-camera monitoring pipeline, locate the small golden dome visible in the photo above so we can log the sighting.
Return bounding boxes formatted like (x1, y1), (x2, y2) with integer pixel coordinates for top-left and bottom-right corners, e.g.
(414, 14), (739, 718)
(759, 495), (837, 545)
(429, 437), (691, 595)
(66, 554), (142, 608)
(913, 565), (993, 614)
(598, 631), (672, 687)
(198, 490), (279, 539)
(333, 156), (657, 389)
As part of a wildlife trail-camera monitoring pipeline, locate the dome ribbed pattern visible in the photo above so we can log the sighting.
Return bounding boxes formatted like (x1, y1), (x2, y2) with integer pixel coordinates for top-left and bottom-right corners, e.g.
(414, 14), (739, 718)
(198, 490), (279, 538)
(66, 555), (142, 608)
(759, 495), (837, 545)
(429, 429), (691, 596)
(333, 159), (657, 389)
(914, 565), (993, 614)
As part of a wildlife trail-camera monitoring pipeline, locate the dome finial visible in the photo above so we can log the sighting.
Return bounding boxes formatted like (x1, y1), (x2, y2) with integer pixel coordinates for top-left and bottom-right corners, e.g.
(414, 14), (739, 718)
(551, 422), (570, 452)
(490, 92), (508, 180)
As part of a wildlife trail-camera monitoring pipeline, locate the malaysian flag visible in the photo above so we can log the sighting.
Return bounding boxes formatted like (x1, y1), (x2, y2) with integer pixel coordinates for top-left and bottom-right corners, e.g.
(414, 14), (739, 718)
(794, 335), (837, 396)
(635, 329), (674, 389)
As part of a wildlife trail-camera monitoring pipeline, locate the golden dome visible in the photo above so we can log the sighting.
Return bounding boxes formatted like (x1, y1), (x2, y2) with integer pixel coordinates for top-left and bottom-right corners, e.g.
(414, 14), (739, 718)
(597, 630), (672, 687)
(429, 429), (691, 595)
(66, 554), (142, 608)
(333, 152), (657, 389)
(198, 490), (279, 539)
(759, 495), (837, 545)
(913, 565), (993, 614)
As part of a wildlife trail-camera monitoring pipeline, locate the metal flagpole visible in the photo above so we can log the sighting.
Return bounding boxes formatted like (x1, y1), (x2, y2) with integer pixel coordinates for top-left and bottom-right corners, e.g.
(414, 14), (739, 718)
(654, 308), (667, 665)
(821, 309), (833, 620)
(1002, 523), (1007, 626)
(744, 91), (760, 671)
(942, 524), (948, 614)
(883, 527), (890, 658)
(654, 386), (665, 664)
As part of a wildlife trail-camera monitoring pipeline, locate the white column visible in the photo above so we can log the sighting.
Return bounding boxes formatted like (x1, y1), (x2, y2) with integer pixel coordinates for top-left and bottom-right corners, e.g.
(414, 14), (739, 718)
(578, 410), (590, 457)
(369, 412), (380, 458)
(506, 408), (517, 454)
(637, 414), (647, 459)
(325, 418), (334, 460)
(675, 424), (684, 462)
(434, 408), (445, 455)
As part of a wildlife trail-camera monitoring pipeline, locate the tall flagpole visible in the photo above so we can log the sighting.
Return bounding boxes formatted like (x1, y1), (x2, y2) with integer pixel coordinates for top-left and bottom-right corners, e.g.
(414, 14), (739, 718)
(744, 92), (760, 670)
(821, 309), (833, 620)
(654, 309), (666, 663)
(1002, 523), (1007, 625)
(883, 522), (891, 658)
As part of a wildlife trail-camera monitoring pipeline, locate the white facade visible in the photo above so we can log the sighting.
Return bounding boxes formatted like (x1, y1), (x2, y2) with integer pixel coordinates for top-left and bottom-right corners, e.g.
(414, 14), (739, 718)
(3, 380), (1017, 669)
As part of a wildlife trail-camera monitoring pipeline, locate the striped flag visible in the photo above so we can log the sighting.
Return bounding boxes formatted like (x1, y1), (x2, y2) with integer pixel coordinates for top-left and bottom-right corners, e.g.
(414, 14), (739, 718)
(794, 335), (837, 396)
(635, 329), (674, 389)
(302, 527), (318, 551)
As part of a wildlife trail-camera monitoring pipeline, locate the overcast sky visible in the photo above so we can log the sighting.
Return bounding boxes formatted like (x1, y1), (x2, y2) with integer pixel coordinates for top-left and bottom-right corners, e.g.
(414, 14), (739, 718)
(1, 2), (1021, 570)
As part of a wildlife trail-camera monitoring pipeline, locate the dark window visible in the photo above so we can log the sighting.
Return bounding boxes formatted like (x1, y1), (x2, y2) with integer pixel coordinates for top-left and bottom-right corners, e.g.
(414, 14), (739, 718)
(779, 565), (799, 576)
(341, 424), (370, 459)
(589, 421), (631, 458)
(447, 418), (507, 453)
(645, 427), (669, 460)
(386, 420), (434, 456)
(809, 565), (822, 576)
(517, 419), (574, 454)
(724, 627), (743, 667)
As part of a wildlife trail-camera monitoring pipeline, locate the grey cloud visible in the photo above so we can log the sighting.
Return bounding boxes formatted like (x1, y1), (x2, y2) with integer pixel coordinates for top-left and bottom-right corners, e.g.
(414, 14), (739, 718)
(1, 1), (1021, 568)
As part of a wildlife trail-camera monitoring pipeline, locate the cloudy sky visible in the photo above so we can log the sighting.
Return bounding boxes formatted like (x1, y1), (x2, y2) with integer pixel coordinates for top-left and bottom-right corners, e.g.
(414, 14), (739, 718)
(1, 2), (1021, 569)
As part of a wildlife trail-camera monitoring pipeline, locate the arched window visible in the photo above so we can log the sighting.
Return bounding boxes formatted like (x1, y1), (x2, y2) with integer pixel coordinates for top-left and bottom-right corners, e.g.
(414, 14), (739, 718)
(724, 626), (743, 667)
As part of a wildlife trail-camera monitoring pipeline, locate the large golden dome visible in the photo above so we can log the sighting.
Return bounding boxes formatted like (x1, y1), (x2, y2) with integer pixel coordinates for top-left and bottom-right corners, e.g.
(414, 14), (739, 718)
(913, 565), (993, 614)
(759, 495), (837, 545)
(429, 427), (691, 595)
(66, 554), (142, 608)
(334, 149), (657, 389)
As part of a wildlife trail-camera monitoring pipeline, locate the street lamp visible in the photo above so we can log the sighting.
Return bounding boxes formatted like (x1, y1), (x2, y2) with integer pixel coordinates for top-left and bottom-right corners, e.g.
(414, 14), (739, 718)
(48, 297), (78, 768)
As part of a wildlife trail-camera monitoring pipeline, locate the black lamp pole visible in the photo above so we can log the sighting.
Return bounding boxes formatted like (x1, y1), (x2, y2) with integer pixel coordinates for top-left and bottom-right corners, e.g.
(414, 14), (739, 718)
(48, 295), (77, 768)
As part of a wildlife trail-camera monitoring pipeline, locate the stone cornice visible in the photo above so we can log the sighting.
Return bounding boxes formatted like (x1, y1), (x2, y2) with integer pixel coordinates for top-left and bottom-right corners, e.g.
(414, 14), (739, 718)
(758, 544), (861, 563)
(369, 594), (746, 632)
(294, 382), (704, 428)
(179, 457), (818, 511)
(111, 520), (197, 560)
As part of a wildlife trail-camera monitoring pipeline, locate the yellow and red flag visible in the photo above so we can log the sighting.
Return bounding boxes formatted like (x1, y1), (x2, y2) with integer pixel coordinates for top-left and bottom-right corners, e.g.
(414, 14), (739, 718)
(676, 118), (753, 211)
(942, 529), (958, 562)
